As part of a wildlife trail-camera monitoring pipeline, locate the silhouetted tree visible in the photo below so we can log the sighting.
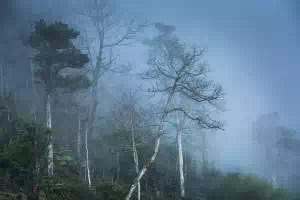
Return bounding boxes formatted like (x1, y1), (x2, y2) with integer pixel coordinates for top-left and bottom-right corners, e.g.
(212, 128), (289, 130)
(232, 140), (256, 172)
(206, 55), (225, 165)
(126, 24), (224, 199)
(28, 19), (91, 176)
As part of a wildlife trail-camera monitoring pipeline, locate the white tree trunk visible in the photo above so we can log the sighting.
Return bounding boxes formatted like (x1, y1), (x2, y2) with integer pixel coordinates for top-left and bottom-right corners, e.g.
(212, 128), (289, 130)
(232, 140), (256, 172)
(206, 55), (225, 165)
(46, 93), (54, 176)
(131, 112), (140, 200)
(85, 123), (91, 187)
(125, 83), (176, 200)
(125, 136), (161, 200)
(176, 112), (185, 197)
(184, 149), (188, 179)
(77, 110), (81, 158)
(177, 131), (185, 197)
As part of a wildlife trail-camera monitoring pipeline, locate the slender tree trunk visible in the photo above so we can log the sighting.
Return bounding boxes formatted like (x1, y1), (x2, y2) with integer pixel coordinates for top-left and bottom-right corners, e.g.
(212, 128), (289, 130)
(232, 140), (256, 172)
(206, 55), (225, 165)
(85, 25), (104, 142)
(184, 149), (188, 180)
(46, 93), (54, 176)
(131, 112), (140, 200)
(176, 114), (185, 197)
(125, 136), (161, 200)
(125, 88), (176, 200)
(85, 123), (91, 187)
(174, 95), (185, 197)
(77, 109), (81, 158)
(84, 87), (97, 186)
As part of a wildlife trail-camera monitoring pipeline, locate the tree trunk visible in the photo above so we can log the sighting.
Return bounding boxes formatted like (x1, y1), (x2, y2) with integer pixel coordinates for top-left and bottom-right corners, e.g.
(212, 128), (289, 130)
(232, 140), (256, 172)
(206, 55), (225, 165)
(174, 95), (185, 197)
(85, 123), (91, 187)
(131, 111), (140, 200)
(176, 115), (185, 197)
(184, 149), (188, 180)
(125, 87), (176, 200)
(46, 93), (54, 176)
(77, 109), (81, 158)
(125, 136), (161, 200)
(84, 87), (97, 186)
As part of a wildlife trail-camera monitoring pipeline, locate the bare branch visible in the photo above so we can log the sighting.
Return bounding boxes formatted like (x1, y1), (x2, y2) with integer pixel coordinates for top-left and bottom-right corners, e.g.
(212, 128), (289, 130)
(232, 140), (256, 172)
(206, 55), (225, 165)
(143, 38), (224, 127)
(165, 107), (224, 130)
(103, 20), (148, 48)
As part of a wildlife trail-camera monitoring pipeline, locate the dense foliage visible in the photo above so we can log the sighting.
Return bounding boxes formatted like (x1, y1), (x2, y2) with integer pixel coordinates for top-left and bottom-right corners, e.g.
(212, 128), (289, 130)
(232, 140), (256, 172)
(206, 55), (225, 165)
(0, 101), (297, 200)
(28, 19), (91, 94)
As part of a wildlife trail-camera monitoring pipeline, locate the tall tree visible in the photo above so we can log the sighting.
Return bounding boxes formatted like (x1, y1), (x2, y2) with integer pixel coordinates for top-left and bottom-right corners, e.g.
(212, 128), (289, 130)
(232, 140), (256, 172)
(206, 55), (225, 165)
(126, 23), (224, 199)
(77, 0), (146, 186)
(28, 19), (91, 176)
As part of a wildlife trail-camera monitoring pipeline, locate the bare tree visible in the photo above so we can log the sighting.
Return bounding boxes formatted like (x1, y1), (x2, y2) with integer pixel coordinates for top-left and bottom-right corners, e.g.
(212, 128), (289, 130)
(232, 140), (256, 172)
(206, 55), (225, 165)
(110, 88), (162, 199)
(125, 25), (224, 200)
(76, 0), (147, 186)
(126, 90), (145, 200)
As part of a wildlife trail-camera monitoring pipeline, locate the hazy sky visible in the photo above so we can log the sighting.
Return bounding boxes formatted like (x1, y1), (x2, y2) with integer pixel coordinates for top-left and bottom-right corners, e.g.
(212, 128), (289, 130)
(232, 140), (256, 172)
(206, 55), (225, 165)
(122, 0), (299, 126)
(2, 0), (299, 172)
(117, 0), (299, 170)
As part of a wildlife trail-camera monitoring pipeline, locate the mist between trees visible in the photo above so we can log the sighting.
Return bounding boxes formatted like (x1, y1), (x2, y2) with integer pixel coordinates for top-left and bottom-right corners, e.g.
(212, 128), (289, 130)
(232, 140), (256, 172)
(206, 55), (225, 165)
(0, 0), (300, 200)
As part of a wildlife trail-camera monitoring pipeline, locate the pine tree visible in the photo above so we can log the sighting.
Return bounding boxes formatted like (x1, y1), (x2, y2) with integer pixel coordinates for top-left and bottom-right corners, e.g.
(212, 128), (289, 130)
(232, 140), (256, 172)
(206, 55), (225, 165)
(28, 19), (91, 176)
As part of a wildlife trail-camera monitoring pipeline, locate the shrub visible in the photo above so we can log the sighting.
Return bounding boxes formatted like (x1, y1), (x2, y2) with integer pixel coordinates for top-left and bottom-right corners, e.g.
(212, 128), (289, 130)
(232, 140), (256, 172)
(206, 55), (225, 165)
(96, 183), (129, 200)
(206, 173), (289, 200)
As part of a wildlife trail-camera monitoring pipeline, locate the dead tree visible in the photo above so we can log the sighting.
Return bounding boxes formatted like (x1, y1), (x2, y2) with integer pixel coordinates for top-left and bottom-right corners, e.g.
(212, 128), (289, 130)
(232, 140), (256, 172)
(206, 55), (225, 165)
(77, 0), (147, 186)
(125, 29), (224, 199)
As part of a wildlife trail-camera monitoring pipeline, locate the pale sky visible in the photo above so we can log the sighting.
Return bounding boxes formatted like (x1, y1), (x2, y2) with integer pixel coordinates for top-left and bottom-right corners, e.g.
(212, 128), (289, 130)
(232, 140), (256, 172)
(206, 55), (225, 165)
(2, 0), (299, 173)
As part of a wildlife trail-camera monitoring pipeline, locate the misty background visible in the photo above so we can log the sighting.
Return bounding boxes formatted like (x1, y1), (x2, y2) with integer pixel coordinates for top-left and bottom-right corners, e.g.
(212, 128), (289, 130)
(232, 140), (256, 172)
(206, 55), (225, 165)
(1, 0), (299, 186)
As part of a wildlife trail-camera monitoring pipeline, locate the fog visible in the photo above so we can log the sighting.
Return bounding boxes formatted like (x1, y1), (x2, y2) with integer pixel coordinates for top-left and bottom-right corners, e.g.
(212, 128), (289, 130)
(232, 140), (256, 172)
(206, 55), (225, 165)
(1, 0), (299, 187)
